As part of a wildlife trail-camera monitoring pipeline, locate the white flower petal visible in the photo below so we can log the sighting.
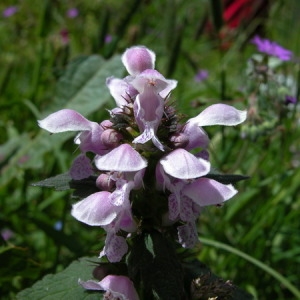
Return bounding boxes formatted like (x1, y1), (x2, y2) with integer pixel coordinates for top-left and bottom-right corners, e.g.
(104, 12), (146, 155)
(95, 144), (147, 172)
(160, 149), (210, 179)
(189, 104), (247, 127)
(71, 191), (117, 226)
(38, 109), (94, 133)
(183, 178), (237, 206)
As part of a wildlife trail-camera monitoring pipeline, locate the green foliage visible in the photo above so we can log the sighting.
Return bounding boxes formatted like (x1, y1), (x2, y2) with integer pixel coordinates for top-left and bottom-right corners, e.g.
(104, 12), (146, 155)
(1, 0), (299, 299)
(16, 257), (101, 300)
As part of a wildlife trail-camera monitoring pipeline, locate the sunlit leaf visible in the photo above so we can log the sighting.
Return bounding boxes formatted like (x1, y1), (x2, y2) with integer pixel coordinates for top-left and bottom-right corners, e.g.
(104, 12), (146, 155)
(16, 257), (102, 300)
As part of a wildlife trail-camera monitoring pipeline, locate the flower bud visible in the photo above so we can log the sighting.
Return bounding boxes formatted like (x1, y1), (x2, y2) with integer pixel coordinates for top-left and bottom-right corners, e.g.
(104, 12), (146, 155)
(96, 174), (115, 191)
(121, 46), (156, 75)
(100, 119), (113, 129)
(170, 133), (189, 149)
(101, 129), (123, 148)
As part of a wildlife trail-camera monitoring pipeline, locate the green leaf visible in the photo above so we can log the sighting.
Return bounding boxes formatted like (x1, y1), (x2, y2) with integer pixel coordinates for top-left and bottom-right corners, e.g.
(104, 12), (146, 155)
(16, 257), (102, 300)
(32, 173), (99, 199)
(32, 173), (72, 191)
(205, 173), (250, 185)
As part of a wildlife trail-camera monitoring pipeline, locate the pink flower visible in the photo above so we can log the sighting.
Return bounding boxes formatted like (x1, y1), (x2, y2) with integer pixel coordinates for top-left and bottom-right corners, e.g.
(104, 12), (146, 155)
(79, 275), (139, 300)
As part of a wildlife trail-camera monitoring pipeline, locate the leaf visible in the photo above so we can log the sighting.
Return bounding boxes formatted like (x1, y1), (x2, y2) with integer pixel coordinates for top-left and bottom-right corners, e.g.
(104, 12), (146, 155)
(32, 173), (72, 191)
(32, 173), (99, 199)
(16, 257), (102, 300)
(205, 173), (250, 185)
(0, 54), (123, 187)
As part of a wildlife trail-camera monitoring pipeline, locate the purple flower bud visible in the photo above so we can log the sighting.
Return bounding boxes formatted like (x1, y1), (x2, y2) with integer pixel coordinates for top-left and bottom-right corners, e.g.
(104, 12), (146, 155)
(169, 132), (189, 149)
(122, 46), (156, 75)
(101, 128), (123, 148)
(100, 119), (114, 129)
(96, 174), (115, 191)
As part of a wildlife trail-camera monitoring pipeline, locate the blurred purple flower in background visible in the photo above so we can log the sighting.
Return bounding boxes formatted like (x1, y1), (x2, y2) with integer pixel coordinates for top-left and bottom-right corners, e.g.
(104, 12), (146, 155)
(194, 69), (209, 82)
(251, 35), (293, 61)
(67, 8), (79, 19)
(1, 228), (14, 241)
(284, 95), (297, 105)
(105, 34), (112, 44)
(2, 6), (18, 18)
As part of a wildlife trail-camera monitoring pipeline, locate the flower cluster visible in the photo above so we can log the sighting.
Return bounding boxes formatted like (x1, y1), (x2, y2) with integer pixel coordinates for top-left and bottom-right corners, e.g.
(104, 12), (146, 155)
(38, 46), (246, 298)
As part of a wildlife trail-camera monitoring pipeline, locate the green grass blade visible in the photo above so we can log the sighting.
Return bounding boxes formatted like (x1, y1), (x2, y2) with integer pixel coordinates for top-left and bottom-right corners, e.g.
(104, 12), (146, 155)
(199, 237), (300, 299)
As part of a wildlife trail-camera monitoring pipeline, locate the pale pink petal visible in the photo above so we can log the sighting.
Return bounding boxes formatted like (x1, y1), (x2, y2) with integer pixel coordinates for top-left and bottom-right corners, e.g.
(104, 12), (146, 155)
(101, 234), (128, 262)
(131, 69), (173, 94)
(180, 196), (195, 222)
(106, 77), (138, 107)
(188, 104), (247, 127)
(177, 222), (198, 248)
(80, 275), (139, 300)
(118, 208), (137, 232)
(183, 178), (237, 206)
(160, 149), (210, 179)
(159, 79), (178, 98)
(122, 46), (155, 75)
(182, 122), (210, 150)
(69, 154), (93, 180)
(78, 279), (103, 290)
(71, 191), (117, 226)
(95, 144), (147, 172)
(168, 193), (180, 221)
(38, 109), (95, 133)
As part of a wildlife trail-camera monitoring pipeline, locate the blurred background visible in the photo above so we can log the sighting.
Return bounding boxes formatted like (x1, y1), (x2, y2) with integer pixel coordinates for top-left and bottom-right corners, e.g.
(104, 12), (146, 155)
(0, 0), (299, 299)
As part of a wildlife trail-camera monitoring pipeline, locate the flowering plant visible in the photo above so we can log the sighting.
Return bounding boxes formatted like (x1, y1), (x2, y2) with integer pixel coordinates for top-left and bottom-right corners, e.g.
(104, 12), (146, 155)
(35, 46), (248, 299)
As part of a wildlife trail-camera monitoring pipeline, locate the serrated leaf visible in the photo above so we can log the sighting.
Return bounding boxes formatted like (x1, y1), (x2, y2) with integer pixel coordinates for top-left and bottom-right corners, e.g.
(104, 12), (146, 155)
(16, 257), (102, 300)
(0, 54), (123, 187)
(205, 173), (250, 185)
(32, 173), (72, 191)
(32, 173), (99, 199)
(69, 176), (99, 199)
